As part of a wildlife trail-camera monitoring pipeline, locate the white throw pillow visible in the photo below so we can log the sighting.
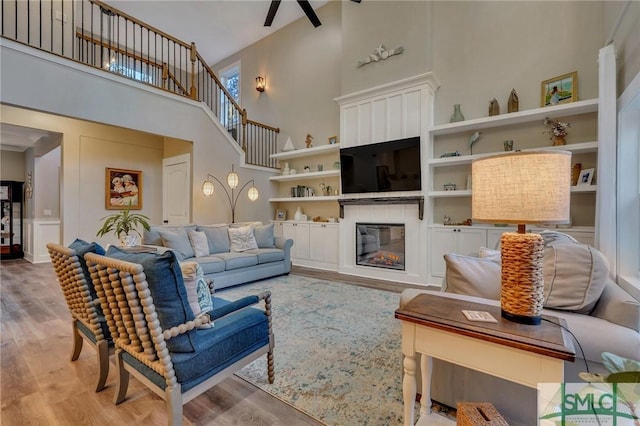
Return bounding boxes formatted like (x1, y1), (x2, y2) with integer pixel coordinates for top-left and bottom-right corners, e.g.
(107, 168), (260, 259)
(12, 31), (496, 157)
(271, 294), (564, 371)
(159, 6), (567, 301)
(478, 247), (501, 262)
(228, 226), (258, 252)
(188, 230), (210, 258)
(443, 253), (501, 300)
(179, 262), (214, 329)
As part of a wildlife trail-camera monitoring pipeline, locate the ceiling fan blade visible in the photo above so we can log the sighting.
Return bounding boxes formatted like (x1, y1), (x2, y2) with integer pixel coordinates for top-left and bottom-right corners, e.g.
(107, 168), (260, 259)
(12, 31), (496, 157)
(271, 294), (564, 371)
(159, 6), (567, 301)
(350, 0), (362, 3)
(264, 0), (281, 27)
(297, 0), (321, 28)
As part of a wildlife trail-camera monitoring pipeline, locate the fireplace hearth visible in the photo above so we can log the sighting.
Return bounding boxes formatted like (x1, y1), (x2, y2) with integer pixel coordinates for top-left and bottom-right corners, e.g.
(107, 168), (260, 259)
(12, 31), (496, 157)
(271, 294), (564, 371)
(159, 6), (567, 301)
(356, 223), (405, 271)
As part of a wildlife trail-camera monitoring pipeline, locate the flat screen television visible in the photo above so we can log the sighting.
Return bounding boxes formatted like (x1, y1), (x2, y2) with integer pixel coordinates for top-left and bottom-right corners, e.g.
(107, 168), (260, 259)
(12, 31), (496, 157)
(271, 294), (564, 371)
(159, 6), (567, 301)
(340, 137), (421, 194)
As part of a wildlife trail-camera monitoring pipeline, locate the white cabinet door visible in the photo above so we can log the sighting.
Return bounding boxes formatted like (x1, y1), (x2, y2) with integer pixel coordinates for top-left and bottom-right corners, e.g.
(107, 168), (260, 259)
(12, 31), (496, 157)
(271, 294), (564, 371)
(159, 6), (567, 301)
(429, 227), (487, 278)
(456, 228), (487, 257)
(309, 223), (339, 265)
(284, 222), (310, 261)
(295, 223), (311, 260)
(429, 228), (458, 278)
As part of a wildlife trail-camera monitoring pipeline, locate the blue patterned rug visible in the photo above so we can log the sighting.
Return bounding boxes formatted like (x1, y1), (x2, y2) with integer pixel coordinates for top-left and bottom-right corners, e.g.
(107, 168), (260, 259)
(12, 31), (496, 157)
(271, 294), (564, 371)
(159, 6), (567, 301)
(218, 274), (418, 426)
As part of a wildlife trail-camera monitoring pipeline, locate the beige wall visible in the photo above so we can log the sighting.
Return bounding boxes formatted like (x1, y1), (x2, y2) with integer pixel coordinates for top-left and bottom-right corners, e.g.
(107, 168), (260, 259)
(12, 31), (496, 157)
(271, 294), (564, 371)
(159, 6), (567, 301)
(33, 147), (61, 220)
(1, 104), (165, 245)
(340, 0), (431, 95)
(0, 151), (26, 181)
(215, 1), (342, 152)
(604, 1), (640, 93)
(431, 1), (602, 125)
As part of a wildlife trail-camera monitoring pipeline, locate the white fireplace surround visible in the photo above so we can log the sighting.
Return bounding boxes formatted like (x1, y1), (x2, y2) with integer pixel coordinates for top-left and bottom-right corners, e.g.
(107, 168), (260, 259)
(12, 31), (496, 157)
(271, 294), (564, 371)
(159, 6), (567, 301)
(340, 203), (427, 284)
(335, 73), (438, 286)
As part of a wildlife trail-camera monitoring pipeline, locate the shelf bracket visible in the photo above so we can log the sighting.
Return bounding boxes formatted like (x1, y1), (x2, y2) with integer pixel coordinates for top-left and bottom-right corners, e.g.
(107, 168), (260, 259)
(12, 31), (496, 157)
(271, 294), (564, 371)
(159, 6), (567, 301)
(338, 196), (424, 220)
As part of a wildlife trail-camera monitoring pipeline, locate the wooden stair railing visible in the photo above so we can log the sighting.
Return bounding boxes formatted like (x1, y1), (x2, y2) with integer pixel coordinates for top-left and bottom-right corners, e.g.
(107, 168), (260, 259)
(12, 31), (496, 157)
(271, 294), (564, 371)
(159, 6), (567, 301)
(1, 0), (279, 168)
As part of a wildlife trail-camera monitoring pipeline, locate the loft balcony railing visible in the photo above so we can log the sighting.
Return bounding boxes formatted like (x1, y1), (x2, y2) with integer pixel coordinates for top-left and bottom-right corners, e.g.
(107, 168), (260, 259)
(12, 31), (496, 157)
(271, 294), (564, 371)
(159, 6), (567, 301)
(0, 0), (279, 169)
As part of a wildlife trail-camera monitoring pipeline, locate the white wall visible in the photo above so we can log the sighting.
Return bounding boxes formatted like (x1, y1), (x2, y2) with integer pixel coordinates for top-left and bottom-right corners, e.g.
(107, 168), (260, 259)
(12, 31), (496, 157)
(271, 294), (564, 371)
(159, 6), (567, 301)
(0, 40), (276, 246)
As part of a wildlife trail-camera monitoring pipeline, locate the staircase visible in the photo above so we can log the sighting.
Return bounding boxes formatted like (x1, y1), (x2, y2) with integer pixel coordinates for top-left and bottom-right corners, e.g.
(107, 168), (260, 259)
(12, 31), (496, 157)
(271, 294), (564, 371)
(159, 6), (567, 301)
(1, 0), (279, 169)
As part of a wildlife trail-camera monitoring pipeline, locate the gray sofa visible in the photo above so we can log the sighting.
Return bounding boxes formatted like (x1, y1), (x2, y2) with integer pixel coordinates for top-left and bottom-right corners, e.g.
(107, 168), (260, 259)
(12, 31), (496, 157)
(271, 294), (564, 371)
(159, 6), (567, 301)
(399, 236), (640, 426)
(143, 222), (293, 289)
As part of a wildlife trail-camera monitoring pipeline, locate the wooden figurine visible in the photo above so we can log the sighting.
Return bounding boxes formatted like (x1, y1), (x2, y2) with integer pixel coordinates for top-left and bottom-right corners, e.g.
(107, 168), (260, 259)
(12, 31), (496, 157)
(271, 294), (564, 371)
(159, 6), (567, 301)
(305, 134), (313, 148)
(488, 98), (500, 116)
(508, 89), (519, 113)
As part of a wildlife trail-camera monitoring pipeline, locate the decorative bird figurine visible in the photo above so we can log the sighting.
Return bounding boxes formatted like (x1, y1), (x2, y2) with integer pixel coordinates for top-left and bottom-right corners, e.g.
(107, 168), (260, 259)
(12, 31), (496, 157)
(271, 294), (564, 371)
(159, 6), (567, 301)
(468, 131), (481, 155)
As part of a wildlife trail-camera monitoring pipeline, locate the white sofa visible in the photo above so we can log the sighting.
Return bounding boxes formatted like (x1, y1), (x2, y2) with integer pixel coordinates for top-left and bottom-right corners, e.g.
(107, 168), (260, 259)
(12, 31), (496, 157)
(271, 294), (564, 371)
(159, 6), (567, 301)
(399, 235), (640, 426)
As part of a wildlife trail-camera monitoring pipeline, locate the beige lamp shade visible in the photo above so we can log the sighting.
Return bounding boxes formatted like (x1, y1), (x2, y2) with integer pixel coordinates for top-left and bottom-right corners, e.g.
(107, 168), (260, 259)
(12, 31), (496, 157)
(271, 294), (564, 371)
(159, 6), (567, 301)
(202, 180), (215, 196)
(472, 151), (572, 225)
(248, 186), (259, 201)
(226, 171), (239, 189)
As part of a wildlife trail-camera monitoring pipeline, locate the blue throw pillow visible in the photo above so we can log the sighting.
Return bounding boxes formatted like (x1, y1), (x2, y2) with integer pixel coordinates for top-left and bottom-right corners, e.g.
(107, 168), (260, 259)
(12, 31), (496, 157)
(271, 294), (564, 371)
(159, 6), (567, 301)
(69, 238), (106, 304)
(106, 246), (197, 353)
(252, 223), (275, 248)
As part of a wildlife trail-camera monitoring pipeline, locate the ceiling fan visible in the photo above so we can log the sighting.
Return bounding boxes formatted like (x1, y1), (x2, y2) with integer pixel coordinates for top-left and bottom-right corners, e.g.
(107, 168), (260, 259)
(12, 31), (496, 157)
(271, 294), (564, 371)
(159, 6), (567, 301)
(265, 0), (361, 28)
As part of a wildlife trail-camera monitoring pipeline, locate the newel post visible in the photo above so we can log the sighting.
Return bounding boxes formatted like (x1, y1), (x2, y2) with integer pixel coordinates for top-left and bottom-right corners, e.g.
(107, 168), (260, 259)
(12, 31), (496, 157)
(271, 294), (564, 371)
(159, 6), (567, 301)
(241, 109), (248, 151)
(190, 42), (197, 99)
(162, 63), (168, 89)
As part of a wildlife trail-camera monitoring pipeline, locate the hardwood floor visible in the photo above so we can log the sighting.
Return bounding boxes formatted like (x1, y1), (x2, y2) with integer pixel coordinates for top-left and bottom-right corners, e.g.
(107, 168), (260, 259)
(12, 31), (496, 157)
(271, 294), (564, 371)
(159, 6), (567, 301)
(0, 260), (433, 426)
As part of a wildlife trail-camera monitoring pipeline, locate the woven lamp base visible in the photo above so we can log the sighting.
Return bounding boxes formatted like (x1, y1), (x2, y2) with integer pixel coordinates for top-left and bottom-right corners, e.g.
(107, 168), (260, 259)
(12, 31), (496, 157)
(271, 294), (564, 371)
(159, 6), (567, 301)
(500, 232), (544, 325)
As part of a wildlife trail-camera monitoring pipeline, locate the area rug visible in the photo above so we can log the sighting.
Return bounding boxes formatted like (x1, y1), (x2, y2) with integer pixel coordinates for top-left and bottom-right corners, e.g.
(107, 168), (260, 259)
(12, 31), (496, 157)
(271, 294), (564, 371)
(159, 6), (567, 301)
(218, 274), (452, 426)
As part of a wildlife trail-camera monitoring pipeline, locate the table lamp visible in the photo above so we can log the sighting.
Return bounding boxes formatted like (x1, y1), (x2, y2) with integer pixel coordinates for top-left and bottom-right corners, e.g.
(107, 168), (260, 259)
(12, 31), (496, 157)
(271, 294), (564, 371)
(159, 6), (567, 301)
(472, 151), (571, 325)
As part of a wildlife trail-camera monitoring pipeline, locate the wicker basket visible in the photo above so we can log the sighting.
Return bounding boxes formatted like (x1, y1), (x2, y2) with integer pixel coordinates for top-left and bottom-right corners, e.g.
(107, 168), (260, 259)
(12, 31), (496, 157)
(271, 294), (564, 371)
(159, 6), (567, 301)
(456, 402), (508, 426)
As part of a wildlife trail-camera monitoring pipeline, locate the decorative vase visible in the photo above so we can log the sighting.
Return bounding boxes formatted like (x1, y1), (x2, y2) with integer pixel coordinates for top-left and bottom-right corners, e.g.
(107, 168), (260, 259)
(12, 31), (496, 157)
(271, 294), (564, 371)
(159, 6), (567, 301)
(282, 162), (290, 175)
(571, 163), (582, 186)
(552, 135), (566, 146)
(294, 207), (303, 221)
(508, 88), (519, 113)
(120, 234), (138, 247)
(450, 104), (465, 123)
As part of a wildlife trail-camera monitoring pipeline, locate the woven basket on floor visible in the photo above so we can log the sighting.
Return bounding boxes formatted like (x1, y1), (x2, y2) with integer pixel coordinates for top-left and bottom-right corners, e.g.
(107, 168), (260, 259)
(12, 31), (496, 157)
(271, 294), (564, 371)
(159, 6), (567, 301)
(456, 402), (508, 426)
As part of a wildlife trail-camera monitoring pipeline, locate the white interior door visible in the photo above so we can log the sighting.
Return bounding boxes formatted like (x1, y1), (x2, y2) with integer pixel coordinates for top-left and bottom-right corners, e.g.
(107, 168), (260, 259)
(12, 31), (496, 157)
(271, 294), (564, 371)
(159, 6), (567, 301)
(162, 154), (191, 225)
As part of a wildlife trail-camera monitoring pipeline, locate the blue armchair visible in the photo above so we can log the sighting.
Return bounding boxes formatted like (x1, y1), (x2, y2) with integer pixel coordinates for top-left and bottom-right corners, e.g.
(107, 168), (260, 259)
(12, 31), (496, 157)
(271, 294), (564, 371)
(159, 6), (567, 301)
(84, 249), (274, 426)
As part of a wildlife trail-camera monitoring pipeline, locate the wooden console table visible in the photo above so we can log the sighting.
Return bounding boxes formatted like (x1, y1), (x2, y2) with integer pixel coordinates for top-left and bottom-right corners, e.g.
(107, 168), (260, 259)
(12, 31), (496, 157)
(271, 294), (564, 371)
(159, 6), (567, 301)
(395, 293), (575, 426)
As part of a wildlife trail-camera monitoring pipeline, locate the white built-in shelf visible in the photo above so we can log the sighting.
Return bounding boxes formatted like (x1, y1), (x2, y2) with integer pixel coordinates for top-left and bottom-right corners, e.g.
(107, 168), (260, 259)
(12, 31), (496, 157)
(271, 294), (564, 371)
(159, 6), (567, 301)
(269, 169), (340, 182)
(429, 141), (598, 167)
(571, 185), (597, 193)
(270, 144), (340, 161)
(430, 99), (598, 136)
(429, 185), (595, 198)
(269, 195), (341, 202)
(429, 190), (471, 198)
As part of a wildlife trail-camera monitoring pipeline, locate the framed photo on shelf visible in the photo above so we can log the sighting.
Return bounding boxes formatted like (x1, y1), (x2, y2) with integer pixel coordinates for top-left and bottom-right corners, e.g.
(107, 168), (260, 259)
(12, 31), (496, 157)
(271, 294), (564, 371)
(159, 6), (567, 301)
(577, 168), (594, 186)
(275, 209), (286, 221)
(541, 71), (578, 107)
(105, 167), (143, 210)
(328, 136), (338, 145)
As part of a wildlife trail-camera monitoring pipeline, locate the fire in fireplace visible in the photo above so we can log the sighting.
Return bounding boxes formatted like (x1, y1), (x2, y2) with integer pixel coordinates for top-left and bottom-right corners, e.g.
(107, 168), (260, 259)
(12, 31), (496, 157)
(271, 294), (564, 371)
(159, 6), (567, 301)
(355, 223), (405, 271)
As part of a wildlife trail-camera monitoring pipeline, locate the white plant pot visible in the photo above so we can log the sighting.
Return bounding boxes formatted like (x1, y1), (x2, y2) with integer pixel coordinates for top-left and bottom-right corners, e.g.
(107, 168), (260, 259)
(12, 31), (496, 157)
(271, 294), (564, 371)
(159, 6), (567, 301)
(120, 234), (138, 247)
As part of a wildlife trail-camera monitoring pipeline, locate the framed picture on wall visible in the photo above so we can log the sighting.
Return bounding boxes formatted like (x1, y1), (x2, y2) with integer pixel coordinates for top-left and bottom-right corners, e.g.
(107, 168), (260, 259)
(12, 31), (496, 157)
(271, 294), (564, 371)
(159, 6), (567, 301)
(541, 71), (578, 107)
(105, 168), (143, 210)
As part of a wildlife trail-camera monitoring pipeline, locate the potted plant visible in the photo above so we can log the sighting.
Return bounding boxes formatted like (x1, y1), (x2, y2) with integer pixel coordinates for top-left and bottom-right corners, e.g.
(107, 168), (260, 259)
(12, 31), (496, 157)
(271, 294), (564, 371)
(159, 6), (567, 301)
(96, 202), (151, 247)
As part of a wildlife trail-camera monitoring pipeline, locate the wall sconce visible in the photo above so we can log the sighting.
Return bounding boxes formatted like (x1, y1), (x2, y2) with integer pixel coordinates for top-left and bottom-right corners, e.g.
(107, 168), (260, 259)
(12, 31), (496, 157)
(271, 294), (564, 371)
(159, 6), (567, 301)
(202, 165), (259, 223)
(256, 76), (266, 92)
